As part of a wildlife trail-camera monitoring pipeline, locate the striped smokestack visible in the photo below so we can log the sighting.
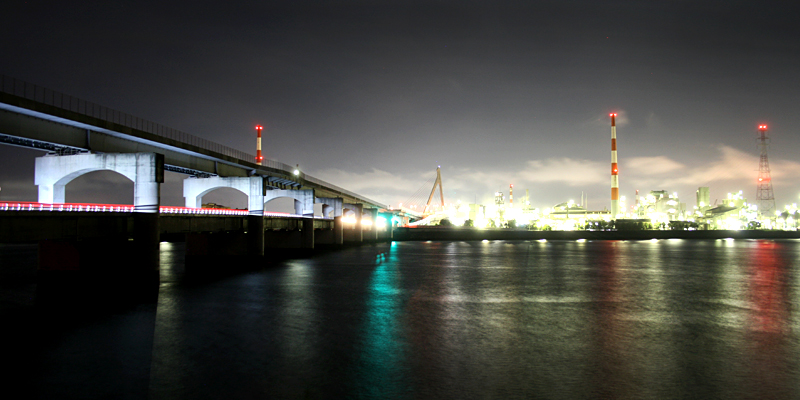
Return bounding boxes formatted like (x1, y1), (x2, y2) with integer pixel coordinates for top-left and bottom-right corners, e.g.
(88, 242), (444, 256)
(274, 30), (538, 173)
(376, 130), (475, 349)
(255, 125), (264, 165)
(610, 113), (619, 218)
(509, 184), (513, 206)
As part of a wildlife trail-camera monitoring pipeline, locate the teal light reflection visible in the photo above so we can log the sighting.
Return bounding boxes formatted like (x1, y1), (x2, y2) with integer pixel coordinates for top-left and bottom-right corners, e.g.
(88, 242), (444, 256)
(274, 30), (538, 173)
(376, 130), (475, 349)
(355, 254), (408, 398)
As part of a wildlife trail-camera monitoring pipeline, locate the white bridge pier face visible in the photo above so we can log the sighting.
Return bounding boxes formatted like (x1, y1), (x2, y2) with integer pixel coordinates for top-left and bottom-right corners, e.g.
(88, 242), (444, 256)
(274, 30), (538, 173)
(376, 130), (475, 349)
(35, 152), (163, 213)
(183, 176), (265, 215)
(316, 197), (343, 219)
(317, 197), (344, 244)
(265, 189), (315, 216)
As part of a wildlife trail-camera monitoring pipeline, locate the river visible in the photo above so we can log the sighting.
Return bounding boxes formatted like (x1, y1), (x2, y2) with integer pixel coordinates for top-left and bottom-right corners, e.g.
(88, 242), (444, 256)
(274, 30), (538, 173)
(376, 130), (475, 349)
(2, 239), (799, 399)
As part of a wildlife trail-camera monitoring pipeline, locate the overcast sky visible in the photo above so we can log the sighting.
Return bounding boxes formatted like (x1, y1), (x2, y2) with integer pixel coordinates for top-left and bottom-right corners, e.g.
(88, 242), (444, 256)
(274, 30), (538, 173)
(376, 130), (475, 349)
(2, 0), (800, 210)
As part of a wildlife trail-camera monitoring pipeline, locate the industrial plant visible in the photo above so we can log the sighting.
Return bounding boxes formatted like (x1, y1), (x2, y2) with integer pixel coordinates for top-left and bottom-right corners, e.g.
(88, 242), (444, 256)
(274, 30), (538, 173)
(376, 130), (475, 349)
(393, 119), (797, 231)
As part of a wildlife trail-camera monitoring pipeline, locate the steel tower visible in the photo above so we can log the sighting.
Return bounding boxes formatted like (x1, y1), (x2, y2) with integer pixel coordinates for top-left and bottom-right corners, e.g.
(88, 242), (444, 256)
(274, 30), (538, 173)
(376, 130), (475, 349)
(756, 124), (776, 214)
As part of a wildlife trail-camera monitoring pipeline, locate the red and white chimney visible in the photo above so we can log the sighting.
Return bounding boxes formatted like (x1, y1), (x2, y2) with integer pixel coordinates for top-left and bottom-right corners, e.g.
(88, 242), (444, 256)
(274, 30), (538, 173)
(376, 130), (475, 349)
(255, 125), (264, 165)
(610, 113), (619, 218)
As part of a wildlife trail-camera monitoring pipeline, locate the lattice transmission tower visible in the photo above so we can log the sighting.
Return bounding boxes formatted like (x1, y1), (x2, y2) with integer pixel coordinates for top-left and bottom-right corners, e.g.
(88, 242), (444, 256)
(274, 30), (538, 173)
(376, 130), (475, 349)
(756, 124), (776, 215)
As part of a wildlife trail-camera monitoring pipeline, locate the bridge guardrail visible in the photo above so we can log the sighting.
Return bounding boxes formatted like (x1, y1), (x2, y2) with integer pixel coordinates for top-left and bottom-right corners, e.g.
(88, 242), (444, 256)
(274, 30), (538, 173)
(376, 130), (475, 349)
(0, 75), (255, 162)
(0, 75), (385, 208)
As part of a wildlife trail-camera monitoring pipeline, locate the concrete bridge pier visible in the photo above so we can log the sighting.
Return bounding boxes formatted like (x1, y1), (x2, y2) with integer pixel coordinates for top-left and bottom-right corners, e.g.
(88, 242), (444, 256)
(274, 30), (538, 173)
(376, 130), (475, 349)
(364, 208), (379, 242)
(35, 152), (164, 212)
(181, 176), (267, 274)
(379, 211), (394, 241)
(316, 197), (343, 246)
(264, 189), (316, 250)
(183, 176), (265, 214)
(248, 215), (265, 257)
(302, 217), (315, 249)
(34, 152), (164, 306)
(334, 216), (343, 244)
(36, 214), (161, 307)
(343, 203), (363, 244)
(132, 212), (161, 298)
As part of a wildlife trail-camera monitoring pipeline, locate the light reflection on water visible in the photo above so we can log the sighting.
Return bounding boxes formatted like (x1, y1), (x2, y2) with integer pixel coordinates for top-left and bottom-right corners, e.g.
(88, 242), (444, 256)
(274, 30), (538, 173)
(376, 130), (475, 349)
(12, 239), (800, 399)
(354, 246), (409, 399)
(279, 261), (319, 370)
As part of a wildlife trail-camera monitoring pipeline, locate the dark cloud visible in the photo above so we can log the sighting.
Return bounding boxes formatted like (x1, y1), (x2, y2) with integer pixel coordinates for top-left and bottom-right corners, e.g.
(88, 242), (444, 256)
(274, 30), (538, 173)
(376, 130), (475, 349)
(2, 1), (800, 208)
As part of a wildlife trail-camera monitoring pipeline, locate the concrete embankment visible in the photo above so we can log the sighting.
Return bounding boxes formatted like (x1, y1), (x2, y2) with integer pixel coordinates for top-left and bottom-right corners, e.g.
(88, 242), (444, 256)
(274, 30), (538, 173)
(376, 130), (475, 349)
(393, 227), (800, 241)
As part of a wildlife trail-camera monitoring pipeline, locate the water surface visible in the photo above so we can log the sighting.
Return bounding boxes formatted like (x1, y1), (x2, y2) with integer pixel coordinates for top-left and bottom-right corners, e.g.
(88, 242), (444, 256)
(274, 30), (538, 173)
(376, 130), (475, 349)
(5, 239), (800, 399)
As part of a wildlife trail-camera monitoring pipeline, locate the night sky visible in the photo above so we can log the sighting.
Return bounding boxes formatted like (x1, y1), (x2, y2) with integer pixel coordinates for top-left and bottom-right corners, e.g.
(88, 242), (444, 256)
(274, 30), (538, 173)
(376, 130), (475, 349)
(2, 1), (800, 211)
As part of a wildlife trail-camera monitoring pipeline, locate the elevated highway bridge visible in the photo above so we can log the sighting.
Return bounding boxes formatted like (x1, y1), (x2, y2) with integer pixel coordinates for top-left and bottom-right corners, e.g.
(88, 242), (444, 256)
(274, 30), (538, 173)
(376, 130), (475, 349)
(0, 75), (415, 306)
(0, 74), (386, 210)
(0, 75), (386, 209)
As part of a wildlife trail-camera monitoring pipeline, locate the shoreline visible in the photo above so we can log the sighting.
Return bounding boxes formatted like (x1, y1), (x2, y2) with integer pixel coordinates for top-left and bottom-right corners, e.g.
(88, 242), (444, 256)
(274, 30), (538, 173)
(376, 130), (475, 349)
(392, 227), (800, 241)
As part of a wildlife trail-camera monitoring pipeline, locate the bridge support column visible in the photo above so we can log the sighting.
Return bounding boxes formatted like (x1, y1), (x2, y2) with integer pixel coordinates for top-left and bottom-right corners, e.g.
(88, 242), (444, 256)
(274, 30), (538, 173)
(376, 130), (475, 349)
(132, 212), (161, 295)
(248, 215), (265, 257)
(37, 213), (160, 308)
(343, 203), (363, 243)
(316, 197), (343, 246)
(35, 152), (164, 212)
(302, 217), (314, 249)
(33, 153), (163, 308)
(334, 216), (344, 244)
(365, 208), (379, 241)
(264, 189), (314, 249)
(379, 212), (394, 241)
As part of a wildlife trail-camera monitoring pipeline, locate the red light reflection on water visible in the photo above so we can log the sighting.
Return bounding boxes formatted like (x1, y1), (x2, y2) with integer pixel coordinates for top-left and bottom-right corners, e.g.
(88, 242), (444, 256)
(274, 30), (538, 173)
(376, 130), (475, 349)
(744, 240), (792, 398)
(588, 241), (627, 399)
(748, 241), (789, 334)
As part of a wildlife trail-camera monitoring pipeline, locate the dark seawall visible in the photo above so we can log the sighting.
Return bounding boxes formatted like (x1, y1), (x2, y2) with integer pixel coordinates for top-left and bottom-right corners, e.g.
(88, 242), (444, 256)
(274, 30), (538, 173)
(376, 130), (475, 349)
(393, 227), (800, 241)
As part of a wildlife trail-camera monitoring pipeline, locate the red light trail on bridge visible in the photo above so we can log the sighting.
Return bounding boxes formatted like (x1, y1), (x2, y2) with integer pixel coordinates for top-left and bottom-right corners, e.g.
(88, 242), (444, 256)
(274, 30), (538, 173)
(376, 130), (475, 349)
(0, 201), (332, 219)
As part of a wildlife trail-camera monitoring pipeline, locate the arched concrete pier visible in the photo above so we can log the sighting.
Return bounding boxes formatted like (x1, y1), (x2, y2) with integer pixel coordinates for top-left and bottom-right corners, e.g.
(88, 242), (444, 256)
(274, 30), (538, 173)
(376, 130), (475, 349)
(183, 176), (265, 215)
(35, 152), (164, 213)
